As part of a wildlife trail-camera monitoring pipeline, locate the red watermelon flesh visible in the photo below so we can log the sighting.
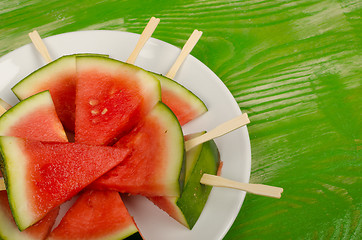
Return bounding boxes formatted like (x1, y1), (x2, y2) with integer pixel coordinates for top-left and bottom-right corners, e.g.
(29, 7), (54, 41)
(0, 90), (67, 236)
(89, 102), (184, 197)
(48, 190), (141, 240)
(75, 56), (161, 145)
(0, 191), (59, 240)
(0, 91), (68, 143)
(12, 55), (77, 131)
(152, 73), (207, 126)
(0, 136), (130, 230)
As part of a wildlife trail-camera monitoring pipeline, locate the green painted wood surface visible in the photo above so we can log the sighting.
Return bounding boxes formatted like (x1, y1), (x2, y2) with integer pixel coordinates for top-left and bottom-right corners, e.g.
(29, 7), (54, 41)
(0, 0), (361, 239)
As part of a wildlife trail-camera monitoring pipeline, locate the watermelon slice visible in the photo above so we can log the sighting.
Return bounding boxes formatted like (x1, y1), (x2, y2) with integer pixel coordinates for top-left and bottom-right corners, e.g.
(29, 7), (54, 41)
(89, 102), (184, 197)
(75, 56), (161, 145)
(12, 55), (77, 131)
(149, 137), (219, 229)
(48, 190), (141, 240)
(0, 90), (67, 237)
(152, 73), (207, 126)
(0, 191), (59, 240)
(0, 136), (130, 230)
(0, 91), (68, 143)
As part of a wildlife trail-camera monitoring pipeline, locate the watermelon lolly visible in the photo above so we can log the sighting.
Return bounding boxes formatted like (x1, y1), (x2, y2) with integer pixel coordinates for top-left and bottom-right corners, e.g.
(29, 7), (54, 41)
(148, 134), (220, 229)
(0, 136), (130, 230)
(0, 90), (67, 181)
(131, 29), (207, 126)
(149, 114), (284, 229)
(0, 92), (68, 238)
(48, 190), (142, 240)
(0, 90), (68, 143)
(155, 29), (207, 126)
(147, 114), (250, 229)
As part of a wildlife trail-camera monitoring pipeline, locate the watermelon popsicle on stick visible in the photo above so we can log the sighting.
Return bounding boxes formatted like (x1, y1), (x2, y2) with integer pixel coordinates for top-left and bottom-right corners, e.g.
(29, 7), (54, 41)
(147, 114), (249, 229)
(0, 90), (68, 180)
(149, 114), (283, 229)
(0, 91), (66, 239)
(0, 136), (130, 230)
(127, 29), (208, 126)
(47, 190), (142, 240)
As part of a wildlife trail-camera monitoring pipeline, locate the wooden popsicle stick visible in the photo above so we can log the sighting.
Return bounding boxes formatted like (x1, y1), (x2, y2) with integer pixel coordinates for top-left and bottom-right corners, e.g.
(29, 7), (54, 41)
(185, 113), (250, 151)
(28, 30), (52, 63)
(0, 105), (7, 116)
(0, 98), (12, 110)
(126, 17), (160, 64)
(0, 178), (5, 191)
(201, 174), (283, 199)
(166, 29), (203, 79)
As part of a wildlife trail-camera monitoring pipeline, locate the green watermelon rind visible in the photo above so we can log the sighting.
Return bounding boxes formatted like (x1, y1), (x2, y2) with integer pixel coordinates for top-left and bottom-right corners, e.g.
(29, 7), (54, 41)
(152, 73), (207, 124)
(0, 136), (33, 231)
(149, 139), (219, 229)
(177, 139), (219, 229)
(145, 102), (185, 197)
(184, 132), (205, 183)
(0, 90), (67, 142)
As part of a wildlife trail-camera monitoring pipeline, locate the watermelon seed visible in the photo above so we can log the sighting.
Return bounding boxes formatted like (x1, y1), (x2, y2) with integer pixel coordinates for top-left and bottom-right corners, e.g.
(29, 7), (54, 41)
(89, 99), (99, 106)
(91, 109), (99, 116)
(101, 108), (108, 115)
(110, 87), (118, 95)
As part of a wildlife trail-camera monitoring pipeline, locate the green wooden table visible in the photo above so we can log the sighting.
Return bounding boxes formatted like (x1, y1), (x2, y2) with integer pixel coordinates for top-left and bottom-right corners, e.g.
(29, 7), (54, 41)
(1, 0), (360, 239)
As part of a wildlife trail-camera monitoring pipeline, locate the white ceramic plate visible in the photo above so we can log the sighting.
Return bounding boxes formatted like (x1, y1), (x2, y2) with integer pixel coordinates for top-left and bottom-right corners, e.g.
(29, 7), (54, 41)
(0, 30), (251, 240)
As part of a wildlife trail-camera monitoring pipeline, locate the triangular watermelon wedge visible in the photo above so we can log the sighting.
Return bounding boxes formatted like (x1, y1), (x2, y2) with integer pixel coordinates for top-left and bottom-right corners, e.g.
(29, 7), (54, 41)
(89, 102), (184, 197)
(0, 191), (59, 240)
(149, 138), (219, 229)
(12, 55), (77, 132)
(0, 90), (68, 142)
(0, 136), (130, 230)
(75, 56), (161, 145)
(48, 190), (142, 240)
(152, 73), (207, 126)
(0, 90), (68, 237)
